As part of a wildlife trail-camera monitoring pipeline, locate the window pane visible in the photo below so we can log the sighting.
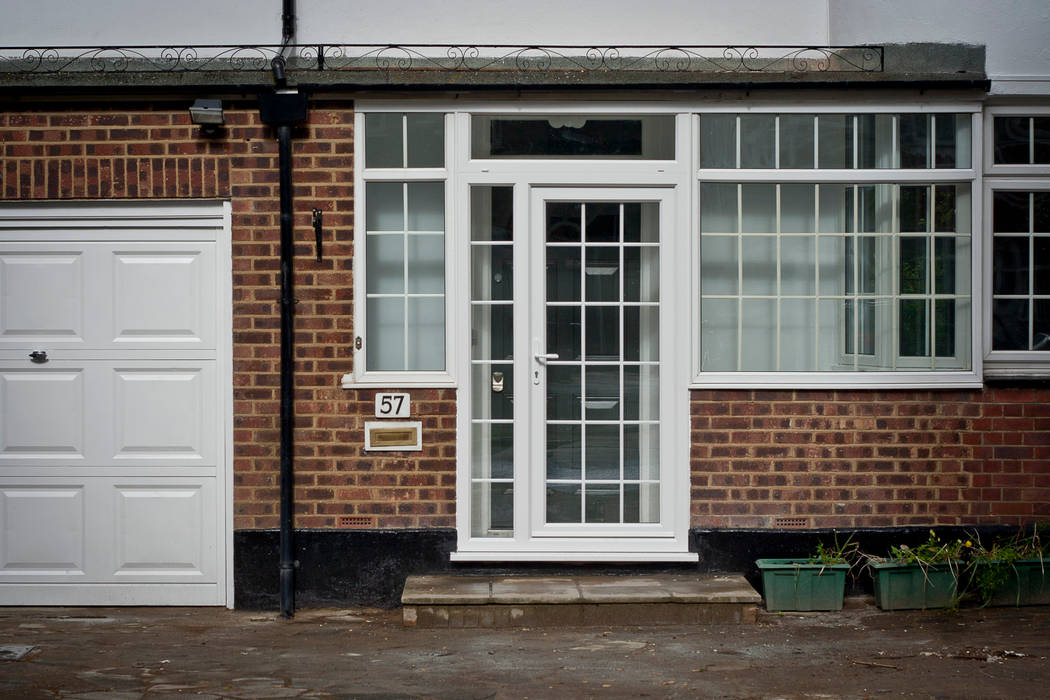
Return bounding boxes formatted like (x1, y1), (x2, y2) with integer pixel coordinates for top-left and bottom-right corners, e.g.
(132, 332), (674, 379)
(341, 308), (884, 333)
(700, 114), (737, 168)
(624, 365), (659, 421)
(934, 185), (956, 233)
(899, 299), (929, 356)
(857, 114), (894, 168)
(701, 236), (738, 295)
(471, 364), (514, 421)
(779, 114), (814, 169)
(548, 364), (582, 421)
(585, 246), (620, 301)
(899, 237), (928, 294)
(934, 299), (956, 357)
(407, 234), (444, 293)
(473, 115), (674, 159)
(740, 114), (775, 168)
(472, 305), (513, 360)
(471, 422), (514, 477)
(781, 236), (815, 296)
(547, 247), (581, 302)
(1035, 301), (1050, 350)
(365, 113), (403, 168)
(406, 297), (444, 370)
(470, 481), (513, 536)
(741, 235), (776, 295)
(546, 483), (581, 523)
(365, 182), (404, 231)
(701, 298), (737, 371)
(624, 202), (659, 243)
(818, 184), (849, 233)
(993, 237), (1029, 295)
(1035, 236), (1050, 295)
(405, 113), (444, 168)
(585, 366), (620, 421)
(741, 184), (776, 233)
(585, 424), (620, 480)
(899, 186), (929, 232)
(781, 183), (815, 233)
(700, 183), (738, 233)
(471, 186), (513, 242)
(994, 191), (1030, 233)
(1035, 192), (1050, 233)
(548, 202), (582, 242)
(624, 247), (659, 303)
(585, 203), (619, 243)
(994, 116), (1030, 164)
(993, 299), (1028, 350)
(547, 306), (581, 361)
(586, 306), (620, 359)
(366, 297), (405, 370)
(933, 237), (957, 294)
(741, 299), (775, 369)
(547, 425), (581, 480)
(899, 114), (929, 169)
(365, 234), (404, 294)
(781, 299), (815, 370)
(818, 115), (852, 169)
(472, 245), (513, 301)
(1035, 118), (1050, 164)
(406, 182), (444, 230)
(934, 114), (959, 168)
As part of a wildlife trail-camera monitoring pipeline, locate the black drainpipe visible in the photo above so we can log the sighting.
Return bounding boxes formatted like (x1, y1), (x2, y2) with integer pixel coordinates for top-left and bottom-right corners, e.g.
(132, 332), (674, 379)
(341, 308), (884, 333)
(258, 0), (306, 621)
(259, 90), (308, 618)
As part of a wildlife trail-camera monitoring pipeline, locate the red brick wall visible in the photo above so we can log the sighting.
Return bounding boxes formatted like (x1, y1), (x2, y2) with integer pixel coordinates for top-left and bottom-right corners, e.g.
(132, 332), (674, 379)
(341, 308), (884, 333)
(3, 103), (1047, 535)
(0, 101), (458, 530)
(691, 388), (1050, 528)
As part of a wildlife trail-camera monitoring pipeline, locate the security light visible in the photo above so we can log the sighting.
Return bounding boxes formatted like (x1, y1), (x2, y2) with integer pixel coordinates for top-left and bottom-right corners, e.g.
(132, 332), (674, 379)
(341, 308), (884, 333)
(188, 99), (224, 136)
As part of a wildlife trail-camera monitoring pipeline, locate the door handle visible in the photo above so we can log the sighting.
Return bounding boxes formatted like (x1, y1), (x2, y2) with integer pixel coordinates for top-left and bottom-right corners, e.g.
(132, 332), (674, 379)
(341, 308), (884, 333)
(29, 350), (48, 364)
(534, 353), (559, 364)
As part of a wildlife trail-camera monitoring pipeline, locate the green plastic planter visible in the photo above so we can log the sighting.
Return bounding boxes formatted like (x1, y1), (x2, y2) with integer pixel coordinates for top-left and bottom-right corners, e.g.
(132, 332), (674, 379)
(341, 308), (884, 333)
(756, 558), (849, 611)
(975, 559), (1050, 607)
(872, 561), (961, 610)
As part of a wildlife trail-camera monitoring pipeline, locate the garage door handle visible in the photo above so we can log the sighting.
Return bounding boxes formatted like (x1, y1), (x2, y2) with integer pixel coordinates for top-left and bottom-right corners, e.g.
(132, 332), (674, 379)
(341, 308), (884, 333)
(29, 350), (48, 364)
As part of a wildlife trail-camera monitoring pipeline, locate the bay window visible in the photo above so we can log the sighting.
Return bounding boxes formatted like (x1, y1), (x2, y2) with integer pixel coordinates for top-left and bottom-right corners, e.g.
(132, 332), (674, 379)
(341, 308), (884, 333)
(696, 111), (978, 385)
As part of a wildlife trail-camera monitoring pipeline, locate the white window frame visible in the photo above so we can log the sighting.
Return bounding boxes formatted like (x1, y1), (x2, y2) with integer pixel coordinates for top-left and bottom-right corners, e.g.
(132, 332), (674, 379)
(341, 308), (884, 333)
(982, 178), (1050, 377)
(984, 105), (1050, 177)
(344, 110), (458, 388)
(690, 105), (984, 389)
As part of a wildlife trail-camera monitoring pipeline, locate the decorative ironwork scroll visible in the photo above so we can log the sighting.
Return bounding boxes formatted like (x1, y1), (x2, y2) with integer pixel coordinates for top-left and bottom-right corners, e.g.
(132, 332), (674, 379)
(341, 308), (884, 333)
(0, 44), (883, 74)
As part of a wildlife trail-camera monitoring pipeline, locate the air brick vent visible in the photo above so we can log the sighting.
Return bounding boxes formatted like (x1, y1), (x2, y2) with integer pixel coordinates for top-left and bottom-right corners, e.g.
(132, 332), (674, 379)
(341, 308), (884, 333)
(773, 517), (809, 529)
(338, 516), (375, 528)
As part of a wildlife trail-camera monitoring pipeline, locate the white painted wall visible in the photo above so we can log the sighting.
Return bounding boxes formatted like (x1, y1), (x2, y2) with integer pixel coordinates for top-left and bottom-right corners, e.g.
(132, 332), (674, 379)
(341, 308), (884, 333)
(296, 0), (830, 46)
(1, 0), (279, 46)
(829, 0), (1050, 94)
(2, 0), (830, 47)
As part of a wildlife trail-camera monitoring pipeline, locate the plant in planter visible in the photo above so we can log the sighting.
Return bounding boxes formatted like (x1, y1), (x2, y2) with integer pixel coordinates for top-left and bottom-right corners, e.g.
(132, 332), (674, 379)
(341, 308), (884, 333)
(966, 526), (1049, 607)
(871, 530), (966, 610)
(756, 534), (858, 612)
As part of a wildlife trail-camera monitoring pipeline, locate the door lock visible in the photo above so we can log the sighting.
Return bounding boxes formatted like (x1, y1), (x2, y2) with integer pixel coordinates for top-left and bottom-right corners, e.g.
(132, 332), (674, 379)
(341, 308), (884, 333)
(29, 350), (48, 364)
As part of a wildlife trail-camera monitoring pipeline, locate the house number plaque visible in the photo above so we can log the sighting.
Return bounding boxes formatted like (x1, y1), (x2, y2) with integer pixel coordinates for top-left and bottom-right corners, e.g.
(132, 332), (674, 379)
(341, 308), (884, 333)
(375, 392), (410, 418)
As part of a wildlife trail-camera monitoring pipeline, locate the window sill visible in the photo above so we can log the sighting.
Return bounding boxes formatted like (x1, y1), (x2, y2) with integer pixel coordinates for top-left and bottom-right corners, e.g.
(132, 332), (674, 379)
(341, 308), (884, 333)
(690, 371), (983, 390)
(340, 372), (458, 390)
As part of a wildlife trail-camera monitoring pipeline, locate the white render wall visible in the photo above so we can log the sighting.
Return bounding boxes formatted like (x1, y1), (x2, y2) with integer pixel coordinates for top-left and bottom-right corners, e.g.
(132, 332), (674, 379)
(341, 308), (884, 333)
(829, 0), (1050, 95)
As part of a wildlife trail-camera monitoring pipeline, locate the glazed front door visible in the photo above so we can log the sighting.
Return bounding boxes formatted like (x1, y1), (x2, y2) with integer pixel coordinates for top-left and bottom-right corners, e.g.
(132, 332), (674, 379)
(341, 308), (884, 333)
(464, 186), (682, 557)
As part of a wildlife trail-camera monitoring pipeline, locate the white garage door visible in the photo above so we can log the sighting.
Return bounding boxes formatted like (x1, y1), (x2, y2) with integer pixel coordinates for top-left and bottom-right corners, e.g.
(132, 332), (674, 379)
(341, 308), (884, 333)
(0, 201), (230, 605)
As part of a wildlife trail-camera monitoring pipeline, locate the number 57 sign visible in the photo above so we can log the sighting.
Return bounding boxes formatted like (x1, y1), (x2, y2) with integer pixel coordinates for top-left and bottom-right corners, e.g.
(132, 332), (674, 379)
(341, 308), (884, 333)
(375, 392), (410, 418)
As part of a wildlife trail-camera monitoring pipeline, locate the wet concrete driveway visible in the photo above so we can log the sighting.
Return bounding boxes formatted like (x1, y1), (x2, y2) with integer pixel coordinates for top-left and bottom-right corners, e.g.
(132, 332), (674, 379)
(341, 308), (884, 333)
(2, 603), (1048, 698)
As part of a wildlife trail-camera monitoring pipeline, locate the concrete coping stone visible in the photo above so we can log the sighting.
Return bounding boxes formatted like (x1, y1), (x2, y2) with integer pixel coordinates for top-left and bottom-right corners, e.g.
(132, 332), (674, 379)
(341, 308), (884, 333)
(402, 574), (761, 606)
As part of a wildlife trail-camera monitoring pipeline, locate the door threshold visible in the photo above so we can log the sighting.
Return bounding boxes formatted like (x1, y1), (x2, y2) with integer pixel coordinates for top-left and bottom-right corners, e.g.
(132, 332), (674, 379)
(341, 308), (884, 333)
(450, 551), (699, 563)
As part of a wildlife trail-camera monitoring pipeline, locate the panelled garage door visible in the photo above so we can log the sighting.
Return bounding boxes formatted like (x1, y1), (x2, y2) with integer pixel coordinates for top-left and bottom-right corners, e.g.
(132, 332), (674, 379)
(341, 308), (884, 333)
(0, 201), (230, 605)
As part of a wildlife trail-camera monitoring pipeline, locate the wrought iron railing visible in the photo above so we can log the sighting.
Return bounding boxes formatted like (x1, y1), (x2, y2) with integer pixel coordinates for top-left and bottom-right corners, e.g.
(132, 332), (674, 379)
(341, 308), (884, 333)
(0, 44), (883, 74)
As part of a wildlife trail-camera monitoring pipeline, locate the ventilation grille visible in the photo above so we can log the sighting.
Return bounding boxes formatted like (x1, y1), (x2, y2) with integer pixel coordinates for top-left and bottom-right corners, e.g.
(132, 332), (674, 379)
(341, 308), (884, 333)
(773, 517), (809, 529)
(338, 516), (375, 528)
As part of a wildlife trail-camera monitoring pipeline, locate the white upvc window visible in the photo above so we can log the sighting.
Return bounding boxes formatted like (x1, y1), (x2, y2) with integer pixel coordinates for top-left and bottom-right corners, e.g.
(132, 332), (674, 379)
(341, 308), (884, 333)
(693, 109), (982, 388)
(345, 111), (457, 387)
(982, 107), (1050, 377)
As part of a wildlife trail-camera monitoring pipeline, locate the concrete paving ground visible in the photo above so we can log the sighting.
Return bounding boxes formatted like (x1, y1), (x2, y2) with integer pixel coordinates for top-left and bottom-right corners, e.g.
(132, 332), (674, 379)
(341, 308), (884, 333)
(1, 602), (1048, 699)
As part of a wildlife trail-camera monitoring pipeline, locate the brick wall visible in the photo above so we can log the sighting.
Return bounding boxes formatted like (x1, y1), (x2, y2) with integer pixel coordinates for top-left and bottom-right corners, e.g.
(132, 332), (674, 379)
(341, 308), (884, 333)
(691, 387), (1050, 528)
(3, 102), (1047, 536)
(0, 101), (458, 530)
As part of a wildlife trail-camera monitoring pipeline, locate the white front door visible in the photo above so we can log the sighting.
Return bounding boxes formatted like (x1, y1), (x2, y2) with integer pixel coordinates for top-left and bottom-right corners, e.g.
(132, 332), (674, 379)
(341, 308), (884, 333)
(0, 202), (230, 605)
(458, 186), (692, 560)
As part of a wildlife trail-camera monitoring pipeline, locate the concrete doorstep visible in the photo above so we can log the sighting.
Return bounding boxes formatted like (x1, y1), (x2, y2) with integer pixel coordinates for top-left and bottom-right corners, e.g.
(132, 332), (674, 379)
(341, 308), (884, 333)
(401, 574), (761, 628)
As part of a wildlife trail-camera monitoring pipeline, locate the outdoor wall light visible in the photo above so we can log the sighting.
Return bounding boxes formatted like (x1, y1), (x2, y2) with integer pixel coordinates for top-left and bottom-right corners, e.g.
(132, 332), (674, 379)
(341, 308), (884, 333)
(189, 98), (224, 137)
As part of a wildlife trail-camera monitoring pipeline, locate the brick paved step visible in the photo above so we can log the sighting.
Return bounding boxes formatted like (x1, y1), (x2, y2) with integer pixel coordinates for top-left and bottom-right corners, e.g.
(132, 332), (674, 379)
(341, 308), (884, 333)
(401, 574), (761, 628)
